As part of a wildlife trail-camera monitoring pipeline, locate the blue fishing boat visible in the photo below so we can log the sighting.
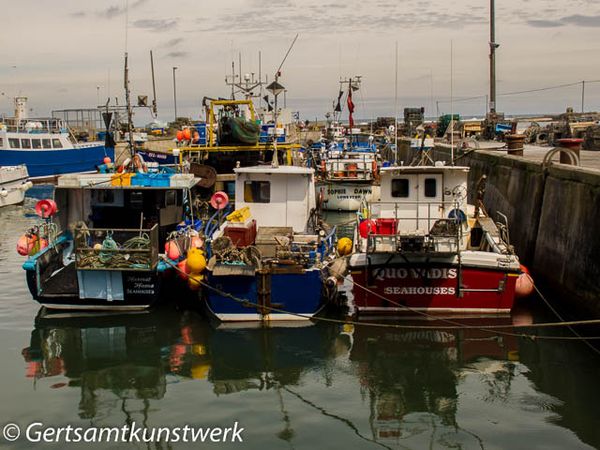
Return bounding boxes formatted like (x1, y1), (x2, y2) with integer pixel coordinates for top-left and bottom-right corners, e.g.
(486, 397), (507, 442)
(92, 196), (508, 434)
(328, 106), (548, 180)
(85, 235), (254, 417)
(19, 171), (202, 311)
(204, 165), (341, 322)
(0, 97), (113, 178)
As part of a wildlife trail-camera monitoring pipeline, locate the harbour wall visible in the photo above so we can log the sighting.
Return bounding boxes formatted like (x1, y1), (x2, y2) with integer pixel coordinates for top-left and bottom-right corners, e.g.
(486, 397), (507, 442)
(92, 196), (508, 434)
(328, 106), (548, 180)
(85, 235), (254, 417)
(398, 143), (600, 316)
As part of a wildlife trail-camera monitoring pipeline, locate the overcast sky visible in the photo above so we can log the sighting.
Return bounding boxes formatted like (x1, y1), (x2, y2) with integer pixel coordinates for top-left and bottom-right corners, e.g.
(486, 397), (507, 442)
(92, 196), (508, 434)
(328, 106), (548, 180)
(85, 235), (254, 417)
(1, 0), (600, 123)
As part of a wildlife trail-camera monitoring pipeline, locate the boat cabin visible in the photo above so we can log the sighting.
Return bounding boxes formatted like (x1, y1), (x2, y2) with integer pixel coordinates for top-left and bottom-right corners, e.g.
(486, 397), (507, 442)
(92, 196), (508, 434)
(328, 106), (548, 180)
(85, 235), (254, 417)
(361, 165), (470, 253)
(0, 118), (76, 151)
(233, 166), (316, 233)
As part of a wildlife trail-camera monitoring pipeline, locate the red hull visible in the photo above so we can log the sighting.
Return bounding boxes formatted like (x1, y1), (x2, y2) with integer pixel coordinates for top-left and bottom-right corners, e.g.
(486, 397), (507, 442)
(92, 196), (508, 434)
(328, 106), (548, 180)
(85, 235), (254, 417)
(350, 264), (518, 315)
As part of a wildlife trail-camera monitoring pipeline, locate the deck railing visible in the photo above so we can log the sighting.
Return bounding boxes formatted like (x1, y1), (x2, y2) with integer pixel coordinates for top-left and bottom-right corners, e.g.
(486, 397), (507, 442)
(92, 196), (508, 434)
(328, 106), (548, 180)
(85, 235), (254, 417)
(361, 200), (464, 255)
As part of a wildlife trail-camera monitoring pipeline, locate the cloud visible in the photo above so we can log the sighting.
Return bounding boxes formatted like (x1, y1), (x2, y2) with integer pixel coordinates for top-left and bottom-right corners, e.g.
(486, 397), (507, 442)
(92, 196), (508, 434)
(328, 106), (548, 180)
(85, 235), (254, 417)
(166, 51), (188, 58)
(561, 14), (600, 27)
(101, 5), (124, 19)
(162, 38), (184, 48)
(73, 0), (149, 20)
(527, 19), (562, 28)
(133, 18), (179, 32)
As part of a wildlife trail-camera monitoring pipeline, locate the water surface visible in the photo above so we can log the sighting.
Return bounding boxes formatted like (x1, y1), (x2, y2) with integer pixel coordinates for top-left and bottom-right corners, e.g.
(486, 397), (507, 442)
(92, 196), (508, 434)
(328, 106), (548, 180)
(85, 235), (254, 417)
(1, 197), (599, 449)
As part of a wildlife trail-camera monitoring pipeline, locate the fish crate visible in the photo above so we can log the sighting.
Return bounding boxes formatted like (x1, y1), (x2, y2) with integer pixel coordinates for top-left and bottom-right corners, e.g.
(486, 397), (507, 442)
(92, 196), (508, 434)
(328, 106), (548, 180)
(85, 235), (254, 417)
(224, 219), (257, 247)
(255, 226), (293, 258)
(111, 173), (135, 187)
(170, 173), (195, 187)
(74, 225), (159, 271)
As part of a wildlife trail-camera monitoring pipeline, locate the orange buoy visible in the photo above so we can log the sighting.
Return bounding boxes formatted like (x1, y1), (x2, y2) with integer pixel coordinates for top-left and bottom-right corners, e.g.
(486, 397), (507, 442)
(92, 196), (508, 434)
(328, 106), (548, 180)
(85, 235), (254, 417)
(176, 130), (184, 142)
(515, 264), (534, 298)
(165, 240), (182, 260)
(177, 259), (190, 280)
(103, 156), (112, 164)
(182, 128), (191, 140)
(17, 234), (38, 256)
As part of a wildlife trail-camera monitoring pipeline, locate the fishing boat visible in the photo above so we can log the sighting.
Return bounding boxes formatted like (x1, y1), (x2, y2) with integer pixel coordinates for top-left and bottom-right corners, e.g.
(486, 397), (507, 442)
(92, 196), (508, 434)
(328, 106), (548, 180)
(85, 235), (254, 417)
(347, 163), (532, 316)
(0, 165), (32, 207)
(315, 76), (382, 211)
(19, 170), (202, 311)
(316, 133), (381, 211)
(203, 164), (340, 322)
(0, 98), (113, 179)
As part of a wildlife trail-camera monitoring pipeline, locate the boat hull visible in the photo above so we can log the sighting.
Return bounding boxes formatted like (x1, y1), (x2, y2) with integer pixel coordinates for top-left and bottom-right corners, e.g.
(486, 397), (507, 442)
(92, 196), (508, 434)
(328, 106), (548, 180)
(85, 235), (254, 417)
(317, 182), (380, 211)
(0, 144), (113, 178)
(205, 269), (326, 322)
(349, 258), (518, 316)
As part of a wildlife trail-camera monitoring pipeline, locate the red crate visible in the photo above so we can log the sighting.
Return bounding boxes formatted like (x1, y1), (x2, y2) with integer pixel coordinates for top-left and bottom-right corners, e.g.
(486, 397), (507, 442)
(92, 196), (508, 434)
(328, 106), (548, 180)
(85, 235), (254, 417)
(376, 218), (397, 235)
(224, 220), (257, 247)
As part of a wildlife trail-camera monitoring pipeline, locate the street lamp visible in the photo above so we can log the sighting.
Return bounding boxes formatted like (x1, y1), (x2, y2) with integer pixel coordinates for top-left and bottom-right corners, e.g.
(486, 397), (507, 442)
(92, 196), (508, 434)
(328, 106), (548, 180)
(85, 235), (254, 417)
(172, 66), (178, 122)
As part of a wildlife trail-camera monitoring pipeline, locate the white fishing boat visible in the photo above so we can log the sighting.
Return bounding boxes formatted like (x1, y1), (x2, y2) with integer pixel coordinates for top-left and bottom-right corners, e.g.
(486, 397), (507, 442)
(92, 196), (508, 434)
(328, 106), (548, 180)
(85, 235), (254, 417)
(316, 134), (381, 211)
(0, 165), (32, 207)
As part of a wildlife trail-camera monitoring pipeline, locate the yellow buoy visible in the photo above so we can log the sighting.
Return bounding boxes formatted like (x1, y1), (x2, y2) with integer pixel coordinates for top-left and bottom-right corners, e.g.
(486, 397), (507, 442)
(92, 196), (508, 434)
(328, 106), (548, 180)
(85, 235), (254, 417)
(187, 272), (204, 290)
(186, 247), (206, 273)
(337, 237), (353, 256)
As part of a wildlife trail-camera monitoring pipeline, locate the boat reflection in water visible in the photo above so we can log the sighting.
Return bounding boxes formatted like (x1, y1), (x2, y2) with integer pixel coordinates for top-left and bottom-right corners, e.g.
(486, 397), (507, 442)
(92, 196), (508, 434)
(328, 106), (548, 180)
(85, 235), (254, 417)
(20, 304), (592, 448)
(20, 307), (347, 424)
(21, 308), (184, 420)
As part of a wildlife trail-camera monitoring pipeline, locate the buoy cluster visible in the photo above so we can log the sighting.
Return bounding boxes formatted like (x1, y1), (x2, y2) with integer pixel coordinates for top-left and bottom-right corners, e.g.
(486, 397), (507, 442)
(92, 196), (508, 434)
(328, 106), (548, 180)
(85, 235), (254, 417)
(165, 232), (207, 291)
(16, 199), (58, 256)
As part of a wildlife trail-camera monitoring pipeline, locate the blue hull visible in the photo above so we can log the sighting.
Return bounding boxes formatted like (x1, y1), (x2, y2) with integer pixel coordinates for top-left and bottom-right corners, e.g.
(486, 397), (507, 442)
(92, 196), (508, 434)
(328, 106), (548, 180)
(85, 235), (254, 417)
(0, 145), (113, 178)
(206, 269), (325, 321)
(137, 150), (178, 165)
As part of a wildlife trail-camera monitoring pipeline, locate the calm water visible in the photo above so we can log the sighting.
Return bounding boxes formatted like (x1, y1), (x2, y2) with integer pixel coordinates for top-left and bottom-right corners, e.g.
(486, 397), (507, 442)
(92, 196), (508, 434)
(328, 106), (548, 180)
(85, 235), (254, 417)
(1, 195), (599, 449)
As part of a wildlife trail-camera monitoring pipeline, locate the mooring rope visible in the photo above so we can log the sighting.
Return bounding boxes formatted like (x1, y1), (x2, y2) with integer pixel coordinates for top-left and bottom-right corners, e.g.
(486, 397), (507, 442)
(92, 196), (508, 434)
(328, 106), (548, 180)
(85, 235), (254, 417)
(161, 256), (600, 343)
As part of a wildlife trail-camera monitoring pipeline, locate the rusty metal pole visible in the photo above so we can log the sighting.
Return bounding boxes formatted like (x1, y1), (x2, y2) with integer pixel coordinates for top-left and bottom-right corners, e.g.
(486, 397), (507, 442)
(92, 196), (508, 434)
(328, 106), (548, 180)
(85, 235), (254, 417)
(489, 0), (497, 114)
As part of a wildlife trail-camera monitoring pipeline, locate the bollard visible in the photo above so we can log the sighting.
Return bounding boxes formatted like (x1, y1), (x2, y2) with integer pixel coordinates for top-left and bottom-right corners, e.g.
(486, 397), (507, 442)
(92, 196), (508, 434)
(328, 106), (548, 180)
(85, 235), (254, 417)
(506, 134), (526, 156)
(557, 138), (583, 165)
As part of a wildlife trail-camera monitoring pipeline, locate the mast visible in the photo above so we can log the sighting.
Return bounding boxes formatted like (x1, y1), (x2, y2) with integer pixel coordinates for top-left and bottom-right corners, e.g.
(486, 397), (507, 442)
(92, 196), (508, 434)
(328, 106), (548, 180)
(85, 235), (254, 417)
(124, 52), (135, 159)
(394, 41), (398, 165)
(150, 50), (157, 117)
(489, 0), (497, 114)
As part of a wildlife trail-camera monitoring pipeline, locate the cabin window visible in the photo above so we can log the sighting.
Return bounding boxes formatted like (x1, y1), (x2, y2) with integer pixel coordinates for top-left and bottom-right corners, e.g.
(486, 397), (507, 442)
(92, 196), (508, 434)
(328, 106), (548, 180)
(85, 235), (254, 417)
(165, 190), (177, 207)
(42, 139), (51, 149)
(244, 181), (270, 203)
(391, 178), (410, 198)
(52, 138), (63, 149)
(424, 178), (437, 198)
(21, 139), (31, 149)
(31, 139), (42, 149)
(8, 138), (20, 149)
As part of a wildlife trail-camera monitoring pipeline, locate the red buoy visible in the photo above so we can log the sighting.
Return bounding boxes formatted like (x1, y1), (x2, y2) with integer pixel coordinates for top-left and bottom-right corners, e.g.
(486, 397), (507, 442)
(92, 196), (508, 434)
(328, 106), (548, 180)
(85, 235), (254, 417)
(358, 219), (376, 239)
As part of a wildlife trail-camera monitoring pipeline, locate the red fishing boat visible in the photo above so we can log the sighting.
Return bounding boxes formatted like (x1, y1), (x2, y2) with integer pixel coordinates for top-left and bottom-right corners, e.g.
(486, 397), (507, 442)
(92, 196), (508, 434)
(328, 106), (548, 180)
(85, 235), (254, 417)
(348, 164), (531, 316)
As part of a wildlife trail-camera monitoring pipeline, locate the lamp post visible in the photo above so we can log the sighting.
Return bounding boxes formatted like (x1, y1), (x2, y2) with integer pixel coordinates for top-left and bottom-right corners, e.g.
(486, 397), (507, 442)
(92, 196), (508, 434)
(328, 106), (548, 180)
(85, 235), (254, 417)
(172, 66), (178, 122)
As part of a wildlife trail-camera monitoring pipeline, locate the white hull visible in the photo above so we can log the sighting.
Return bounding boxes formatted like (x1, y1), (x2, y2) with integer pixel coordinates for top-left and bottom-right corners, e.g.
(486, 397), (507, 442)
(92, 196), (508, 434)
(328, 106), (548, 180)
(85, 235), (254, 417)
(0, 165), (30, 207)
(317, 182), (380, 211)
